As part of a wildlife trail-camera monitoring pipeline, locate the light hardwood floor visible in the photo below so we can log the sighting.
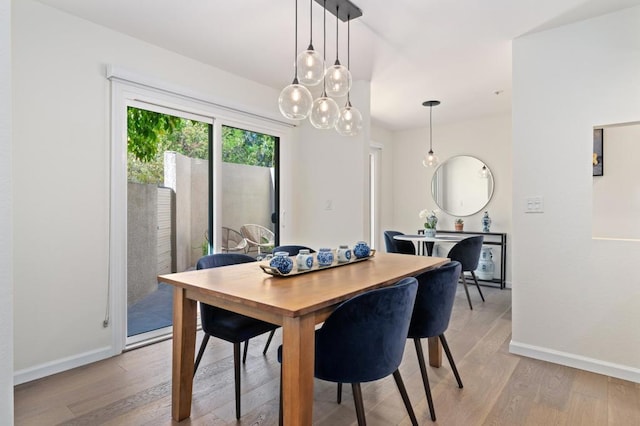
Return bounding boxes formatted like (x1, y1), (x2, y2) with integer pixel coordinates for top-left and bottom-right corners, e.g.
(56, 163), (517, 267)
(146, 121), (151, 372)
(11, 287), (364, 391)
(14, 286), (640, 425)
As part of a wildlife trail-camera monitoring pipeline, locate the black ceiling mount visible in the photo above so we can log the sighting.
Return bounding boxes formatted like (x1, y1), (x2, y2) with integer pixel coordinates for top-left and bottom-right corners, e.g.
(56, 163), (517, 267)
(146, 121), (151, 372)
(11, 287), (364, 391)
(314, 0), (362, 21)
(422, 100), (441, 107)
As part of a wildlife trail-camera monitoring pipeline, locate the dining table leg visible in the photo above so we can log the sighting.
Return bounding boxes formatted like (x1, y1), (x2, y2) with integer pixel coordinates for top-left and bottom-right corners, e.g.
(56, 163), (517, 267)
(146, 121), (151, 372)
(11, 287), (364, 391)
(282, 315), (315, 426)
(171, 287), (197, 421)
(428, 336), (442, 367)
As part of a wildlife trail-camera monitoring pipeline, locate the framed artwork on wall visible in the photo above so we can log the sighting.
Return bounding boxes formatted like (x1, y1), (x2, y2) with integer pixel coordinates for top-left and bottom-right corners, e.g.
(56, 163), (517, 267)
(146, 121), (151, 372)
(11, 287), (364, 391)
(593, 128), (603, 176)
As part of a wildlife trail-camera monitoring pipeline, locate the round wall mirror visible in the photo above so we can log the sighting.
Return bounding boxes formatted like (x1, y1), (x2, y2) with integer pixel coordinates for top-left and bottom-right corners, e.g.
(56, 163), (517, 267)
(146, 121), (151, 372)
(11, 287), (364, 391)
(431, 155), (494, 216)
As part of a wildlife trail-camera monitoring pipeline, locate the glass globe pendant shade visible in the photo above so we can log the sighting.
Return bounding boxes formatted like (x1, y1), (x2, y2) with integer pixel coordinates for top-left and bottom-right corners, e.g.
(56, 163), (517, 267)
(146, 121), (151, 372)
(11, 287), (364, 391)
(309, 95), (339, 129)
(422, 150), (439, 167)
(297, 48), (324, 86)
(278, 81), (313, 120)
(336, 103), (363, 136)
(325, 63), (352, 97)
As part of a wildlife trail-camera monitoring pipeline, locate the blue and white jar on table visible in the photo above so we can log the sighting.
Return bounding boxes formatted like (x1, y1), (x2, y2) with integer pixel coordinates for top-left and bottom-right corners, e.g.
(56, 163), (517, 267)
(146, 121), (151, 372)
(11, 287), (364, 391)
(353, 241), (371, 259)
(476, 247), (494, 280)
(481, 211), (492, 232)
(336, 245), (352, 263)
(296, 249), (314, 270)
(317, 248), (334, 267)
(270, 251), (294, 274)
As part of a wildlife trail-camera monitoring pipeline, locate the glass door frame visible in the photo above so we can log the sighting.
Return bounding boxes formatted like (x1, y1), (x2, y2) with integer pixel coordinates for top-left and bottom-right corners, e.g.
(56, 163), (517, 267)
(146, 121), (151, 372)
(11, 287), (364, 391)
(108, 69), (293, 354)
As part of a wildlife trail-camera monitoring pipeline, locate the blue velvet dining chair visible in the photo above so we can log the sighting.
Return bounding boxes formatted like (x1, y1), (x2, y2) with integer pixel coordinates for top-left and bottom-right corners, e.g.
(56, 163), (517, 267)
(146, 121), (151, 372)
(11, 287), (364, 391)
(278, 277), (420, 426)
(194, 253), (278, 420)
(384, 230), (416, 255)
(447, 236), (485, 310)
(409, 261), (464, 421)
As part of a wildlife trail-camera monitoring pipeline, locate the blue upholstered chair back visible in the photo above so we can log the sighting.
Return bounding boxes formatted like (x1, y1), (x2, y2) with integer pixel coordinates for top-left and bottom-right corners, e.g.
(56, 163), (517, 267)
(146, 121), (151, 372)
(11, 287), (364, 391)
(196, 253), (269, 343)
(447, 236), (483, 271)
(384, 230), (416, 255)
(271, 245), (316, 255)
(408, 261), (462, 339)
(196, 253), (256, 270)
(314, 277), (418, 384)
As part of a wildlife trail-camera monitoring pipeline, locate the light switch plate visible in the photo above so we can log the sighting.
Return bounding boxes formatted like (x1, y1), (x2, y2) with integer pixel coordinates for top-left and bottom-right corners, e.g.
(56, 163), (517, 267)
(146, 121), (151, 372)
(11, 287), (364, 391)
(525, 196), (544, 213)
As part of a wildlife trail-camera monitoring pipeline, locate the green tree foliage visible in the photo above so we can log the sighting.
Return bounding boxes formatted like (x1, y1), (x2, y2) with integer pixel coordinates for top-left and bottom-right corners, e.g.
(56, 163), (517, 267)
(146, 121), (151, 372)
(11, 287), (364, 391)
(127, 107), (275, 184)
(127, 107), (182, 163)
(222, 126), (274, 167)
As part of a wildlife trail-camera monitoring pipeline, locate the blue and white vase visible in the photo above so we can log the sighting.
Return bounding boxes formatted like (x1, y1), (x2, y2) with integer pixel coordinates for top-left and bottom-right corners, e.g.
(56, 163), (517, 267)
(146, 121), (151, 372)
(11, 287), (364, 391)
(296, 249), (314, 270)
(481, 211), (492, 232)
(424, 228), (436, 237)
(317, 248), (334, 267)
(269, 251), (293, 274)
(353, 241), (371, 259)
(336, 245), (352, 263)
(475, 247), (494, 280)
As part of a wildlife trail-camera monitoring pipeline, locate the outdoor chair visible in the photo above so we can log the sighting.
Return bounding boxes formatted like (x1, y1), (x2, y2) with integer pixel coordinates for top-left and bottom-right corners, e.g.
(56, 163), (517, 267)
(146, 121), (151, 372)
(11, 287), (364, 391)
(240, 224), (275, 256)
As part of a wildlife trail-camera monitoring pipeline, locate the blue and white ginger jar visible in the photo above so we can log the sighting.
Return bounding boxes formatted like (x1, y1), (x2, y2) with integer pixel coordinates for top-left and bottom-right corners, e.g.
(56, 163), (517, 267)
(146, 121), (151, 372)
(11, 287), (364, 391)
(353, 241), (371, 259)
(317, 248), (334, 267)
(336, 245), (352, 263)
(296, 249), (314, 270)
(270, 251), (293, 274)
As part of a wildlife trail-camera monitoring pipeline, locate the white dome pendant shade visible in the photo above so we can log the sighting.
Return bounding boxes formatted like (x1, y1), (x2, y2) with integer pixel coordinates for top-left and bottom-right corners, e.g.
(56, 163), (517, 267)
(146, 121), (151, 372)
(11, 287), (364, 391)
(279, 0), (313, 120)
(309, 94), (340, 129)
(336, 101), (362, 136)
(279, 80), (313, 120)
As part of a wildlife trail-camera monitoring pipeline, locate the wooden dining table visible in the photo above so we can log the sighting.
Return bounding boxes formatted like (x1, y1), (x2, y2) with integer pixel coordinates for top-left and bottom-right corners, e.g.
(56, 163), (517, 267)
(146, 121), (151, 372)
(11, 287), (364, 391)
(158, 252), (449, 425)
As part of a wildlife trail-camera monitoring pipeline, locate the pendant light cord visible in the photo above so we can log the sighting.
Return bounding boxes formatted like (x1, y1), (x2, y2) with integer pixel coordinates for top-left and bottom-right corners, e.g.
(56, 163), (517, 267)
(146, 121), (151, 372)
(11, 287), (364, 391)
(429, 105), (433, 151)
(308, 0), (314, 49)
(334, 6), (340, 65)
(347, 15), (351, 105)
(293, 0), (299, 81)
(322, 0), (328, 95)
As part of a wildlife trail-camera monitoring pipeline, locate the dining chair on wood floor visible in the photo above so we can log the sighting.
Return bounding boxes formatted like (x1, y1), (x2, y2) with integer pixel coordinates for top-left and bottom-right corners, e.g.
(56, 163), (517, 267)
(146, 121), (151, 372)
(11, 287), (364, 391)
(194, 253), (278, 420)
(384, 230), (416, 255)
(409, 261), (464, 421)
(447, 236), (485, 309)
(280, 277), (420, 426)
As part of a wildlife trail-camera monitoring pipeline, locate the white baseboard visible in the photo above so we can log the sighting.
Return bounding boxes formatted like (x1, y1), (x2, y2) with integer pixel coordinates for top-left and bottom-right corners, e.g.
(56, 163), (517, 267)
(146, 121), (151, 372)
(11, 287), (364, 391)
(509, 340), (640, 383)
(14, 346), (115, 386)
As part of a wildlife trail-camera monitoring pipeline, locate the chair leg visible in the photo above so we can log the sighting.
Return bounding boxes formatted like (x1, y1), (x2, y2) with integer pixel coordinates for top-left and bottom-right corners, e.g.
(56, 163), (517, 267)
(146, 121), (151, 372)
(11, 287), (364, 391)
(337, 382), (342, 404)
(279, 364), (283, 426)
(351, 383), (367, 426)
(470, 271), (485, 302)
(193, 334), (210, 376)
(242, 340), (249, 364)
(414, 338), (436, 421)
(233, 343), (241, 419)
(439, 334), (463, 389)
(263, 329), (276, 355)
(392, 369), (418, 426)
(460, 273), (473, 310)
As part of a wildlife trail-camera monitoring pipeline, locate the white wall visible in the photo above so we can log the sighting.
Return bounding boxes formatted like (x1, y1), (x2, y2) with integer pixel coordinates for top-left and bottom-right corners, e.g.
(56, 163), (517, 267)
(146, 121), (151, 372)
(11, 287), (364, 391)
(511, 7), (640, 382)
(12, 0), (370, 382)
(391, 113), (512, 281)
(0, 0), (13, 421)
(592, 124), (640, 239)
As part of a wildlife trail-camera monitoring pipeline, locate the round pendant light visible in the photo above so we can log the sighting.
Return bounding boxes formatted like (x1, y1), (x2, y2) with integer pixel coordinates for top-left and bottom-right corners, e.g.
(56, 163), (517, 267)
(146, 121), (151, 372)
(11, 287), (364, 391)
(279, 0), (313, 120)
(336, 15), (362, 136)
(310, 0), (339, 129)
(422, 100), (440, 167)
(325, 6), (351, 98)
(296, 0), (324, 86)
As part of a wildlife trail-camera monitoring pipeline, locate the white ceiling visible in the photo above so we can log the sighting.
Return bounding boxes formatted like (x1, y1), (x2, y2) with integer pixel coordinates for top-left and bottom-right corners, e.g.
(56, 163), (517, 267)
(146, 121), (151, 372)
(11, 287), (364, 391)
(36, 0), (640, 130)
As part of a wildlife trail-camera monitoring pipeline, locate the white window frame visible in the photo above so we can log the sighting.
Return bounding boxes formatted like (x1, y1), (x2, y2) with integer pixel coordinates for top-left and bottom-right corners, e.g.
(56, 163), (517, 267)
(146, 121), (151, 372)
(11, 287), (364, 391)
(107, 66), (293, 353)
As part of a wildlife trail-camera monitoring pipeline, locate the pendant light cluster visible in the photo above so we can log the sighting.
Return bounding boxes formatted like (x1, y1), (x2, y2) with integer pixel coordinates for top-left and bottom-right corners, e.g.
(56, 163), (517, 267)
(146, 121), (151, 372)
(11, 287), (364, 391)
(422, 100), (440, 168)
(279, 0), (363, 136)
